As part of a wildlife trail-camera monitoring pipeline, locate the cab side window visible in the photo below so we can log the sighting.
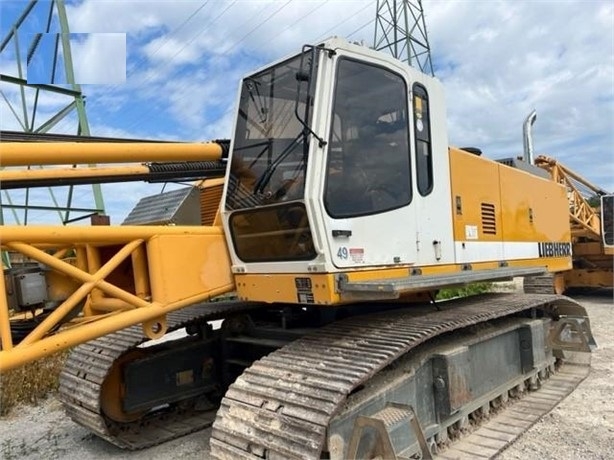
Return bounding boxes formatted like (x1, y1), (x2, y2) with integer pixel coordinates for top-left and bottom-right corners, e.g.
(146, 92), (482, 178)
(413, 84), (433, 196)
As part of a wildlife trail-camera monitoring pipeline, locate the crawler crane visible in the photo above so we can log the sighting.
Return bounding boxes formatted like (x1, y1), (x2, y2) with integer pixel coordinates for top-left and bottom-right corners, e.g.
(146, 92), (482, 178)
(0, 38), (598, 459)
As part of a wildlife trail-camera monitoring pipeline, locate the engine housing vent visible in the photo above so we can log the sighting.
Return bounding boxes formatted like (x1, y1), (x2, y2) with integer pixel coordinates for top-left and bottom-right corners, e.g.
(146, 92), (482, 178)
(200, 184), (223, 226)
(481, 202), (497, 235)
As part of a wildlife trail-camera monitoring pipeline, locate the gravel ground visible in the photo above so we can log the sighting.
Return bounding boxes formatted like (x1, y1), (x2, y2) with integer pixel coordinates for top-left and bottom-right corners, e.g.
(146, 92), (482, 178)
(1, 290), (612, 460)
(497, 292), (614, 460)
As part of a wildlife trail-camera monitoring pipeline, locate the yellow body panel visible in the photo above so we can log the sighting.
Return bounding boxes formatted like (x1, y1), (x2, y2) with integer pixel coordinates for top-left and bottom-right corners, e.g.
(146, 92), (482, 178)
(573, 241), (605, 256)
(564, 268), (613, 288)
(499, 164), (570, 242)
(235, 256), (570, 305)
(449, 148), (571, 244)
(449, 149), (502, 242)
(236, 273), (337, 304)
(147, 234), (233, 305)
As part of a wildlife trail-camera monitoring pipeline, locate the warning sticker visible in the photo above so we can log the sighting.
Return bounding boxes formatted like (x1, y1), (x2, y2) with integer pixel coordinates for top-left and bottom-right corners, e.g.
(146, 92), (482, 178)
(295, 277), (314, 304)
(349, 248), (364, 263)
(465, 225), (478, 240)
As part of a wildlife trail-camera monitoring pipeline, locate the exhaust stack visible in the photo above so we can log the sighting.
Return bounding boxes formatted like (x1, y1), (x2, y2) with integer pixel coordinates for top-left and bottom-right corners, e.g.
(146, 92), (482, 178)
(523, 110), (537, 164)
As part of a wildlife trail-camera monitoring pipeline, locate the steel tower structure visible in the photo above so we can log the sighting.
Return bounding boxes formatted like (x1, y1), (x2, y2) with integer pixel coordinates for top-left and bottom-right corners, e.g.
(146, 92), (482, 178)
(373, 0), (434, 76)
(0, 0), (105, 227)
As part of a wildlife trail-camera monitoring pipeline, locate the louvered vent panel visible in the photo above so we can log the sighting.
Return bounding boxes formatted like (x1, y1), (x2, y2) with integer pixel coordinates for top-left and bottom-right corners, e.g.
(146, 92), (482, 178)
(481, 202), (497, 235)
(200, 184), (223, 226)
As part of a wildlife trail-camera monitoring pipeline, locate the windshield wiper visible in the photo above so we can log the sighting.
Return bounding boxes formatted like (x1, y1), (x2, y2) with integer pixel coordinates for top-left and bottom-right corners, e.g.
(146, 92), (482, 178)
(294, 45), (326, 149)
(244, 78), (268, 124)
(253, 133), (303, 196)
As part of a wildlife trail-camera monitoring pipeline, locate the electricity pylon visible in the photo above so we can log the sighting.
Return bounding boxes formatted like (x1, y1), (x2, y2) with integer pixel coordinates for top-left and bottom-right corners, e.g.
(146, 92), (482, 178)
(374, 0), (434, 76)
(0, 0), (105, 228)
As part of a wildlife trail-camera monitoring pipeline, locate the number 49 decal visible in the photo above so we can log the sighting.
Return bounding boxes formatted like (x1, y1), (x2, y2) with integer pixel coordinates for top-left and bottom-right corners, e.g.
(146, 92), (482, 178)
(337, 247), (365, 263)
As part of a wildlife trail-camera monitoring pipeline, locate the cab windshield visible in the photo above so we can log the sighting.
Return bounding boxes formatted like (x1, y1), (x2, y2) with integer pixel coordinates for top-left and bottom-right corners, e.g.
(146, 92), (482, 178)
(226, 51), (318, 263)
(226, 52), (314, 211)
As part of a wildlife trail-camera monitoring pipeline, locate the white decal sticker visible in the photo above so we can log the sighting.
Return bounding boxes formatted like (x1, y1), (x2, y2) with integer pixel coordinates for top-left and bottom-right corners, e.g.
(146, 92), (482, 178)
(465, 225), (478, 240)
(349, 248), (364, 263)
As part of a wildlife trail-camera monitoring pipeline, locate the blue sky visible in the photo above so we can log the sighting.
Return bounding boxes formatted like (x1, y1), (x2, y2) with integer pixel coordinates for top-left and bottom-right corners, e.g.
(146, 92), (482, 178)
(1, 0), (613, 224)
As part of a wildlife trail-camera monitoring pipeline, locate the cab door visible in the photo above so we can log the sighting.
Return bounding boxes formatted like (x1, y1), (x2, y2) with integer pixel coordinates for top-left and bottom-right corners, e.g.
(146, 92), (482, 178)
(320, 57), (417, 269)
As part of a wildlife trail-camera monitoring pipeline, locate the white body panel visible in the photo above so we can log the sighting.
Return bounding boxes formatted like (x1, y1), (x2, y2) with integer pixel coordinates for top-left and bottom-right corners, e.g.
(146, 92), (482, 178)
(313, 44), (417, 269)
(454, 241), (547, 264)
(312, 40), (453, 271)
(410, 75), (454, 267)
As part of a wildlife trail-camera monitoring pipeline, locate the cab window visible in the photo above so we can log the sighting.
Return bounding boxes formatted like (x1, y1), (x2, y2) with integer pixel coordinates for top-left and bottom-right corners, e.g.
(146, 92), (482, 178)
(324, 58), (411, 218)
(413, 83), (433, 196)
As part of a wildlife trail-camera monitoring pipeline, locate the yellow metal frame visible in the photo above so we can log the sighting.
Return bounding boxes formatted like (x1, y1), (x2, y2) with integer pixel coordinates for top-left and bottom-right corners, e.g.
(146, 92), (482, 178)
(0, 142), (226, 188)
(0, 141), (224, 166)
(0, 225), (234, 372)
(534, 155), (604, 240)
(563, 268), (614, 289)
(0, 165), (150, 184)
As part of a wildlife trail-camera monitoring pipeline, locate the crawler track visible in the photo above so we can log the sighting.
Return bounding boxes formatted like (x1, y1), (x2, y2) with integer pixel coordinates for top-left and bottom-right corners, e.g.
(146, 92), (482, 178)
(436, 362), (590, 459)
(210, 293), (585, 459)
(58, 300), (259, 449)
(524, 274), (559, 294)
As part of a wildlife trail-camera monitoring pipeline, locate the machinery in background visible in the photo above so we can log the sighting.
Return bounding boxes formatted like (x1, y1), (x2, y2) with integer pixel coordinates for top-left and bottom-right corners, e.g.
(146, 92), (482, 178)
(515, 111), (613, 294)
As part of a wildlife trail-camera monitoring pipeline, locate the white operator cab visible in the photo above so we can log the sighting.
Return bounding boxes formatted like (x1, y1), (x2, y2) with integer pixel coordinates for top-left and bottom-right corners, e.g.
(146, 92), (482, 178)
(221, 37), (454, 276)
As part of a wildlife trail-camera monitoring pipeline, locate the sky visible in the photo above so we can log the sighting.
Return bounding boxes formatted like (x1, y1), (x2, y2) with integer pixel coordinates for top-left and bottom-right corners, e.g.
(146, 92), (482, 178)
(0, 0), (612, 224)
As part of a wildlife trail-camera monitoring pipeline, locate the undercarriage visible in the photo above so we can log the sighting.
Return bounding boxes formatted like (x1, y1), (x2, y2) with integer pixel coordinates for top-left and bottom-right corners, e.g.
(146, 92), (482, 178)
(58, 293), (595, 459)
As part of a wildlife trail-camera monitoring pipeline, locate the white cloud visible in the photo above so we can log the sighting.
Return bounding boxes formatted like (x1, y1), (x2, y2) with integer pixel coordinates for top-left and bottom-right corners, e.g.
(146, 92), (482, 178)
(426, 1), (613, 190)
(70, 33), (126, 84)
(142, 36), (200, 64)
(65, 1), (174, 34)
(65, 1), (375, 60)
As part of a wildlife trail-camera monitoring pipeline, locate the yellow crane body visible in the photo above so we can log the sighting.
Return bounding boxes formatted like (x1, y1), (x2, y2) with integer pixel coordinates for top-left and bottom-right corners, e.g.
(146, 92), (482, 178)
(0, 144), (574, 371)
(234, 147), (572, 304)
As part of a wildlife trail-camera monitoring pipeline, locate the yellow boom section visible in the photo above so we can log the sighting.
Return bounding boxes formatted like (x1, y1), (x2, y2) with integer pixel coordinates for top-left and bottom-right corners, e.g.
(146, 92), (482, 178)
(0, 165), (150, 182)
(0, 225), (235, 371)
(0, 141), (224, 166)
(534, 154), (606, 240)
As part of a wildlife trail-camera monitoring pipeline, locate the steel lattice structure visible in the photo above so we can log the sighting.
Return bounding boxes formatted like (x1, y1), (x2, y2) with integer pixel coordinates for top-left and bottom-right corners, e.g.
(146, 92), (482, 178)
(373, 0), (434, 76)
(0, 0), (105, 229)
